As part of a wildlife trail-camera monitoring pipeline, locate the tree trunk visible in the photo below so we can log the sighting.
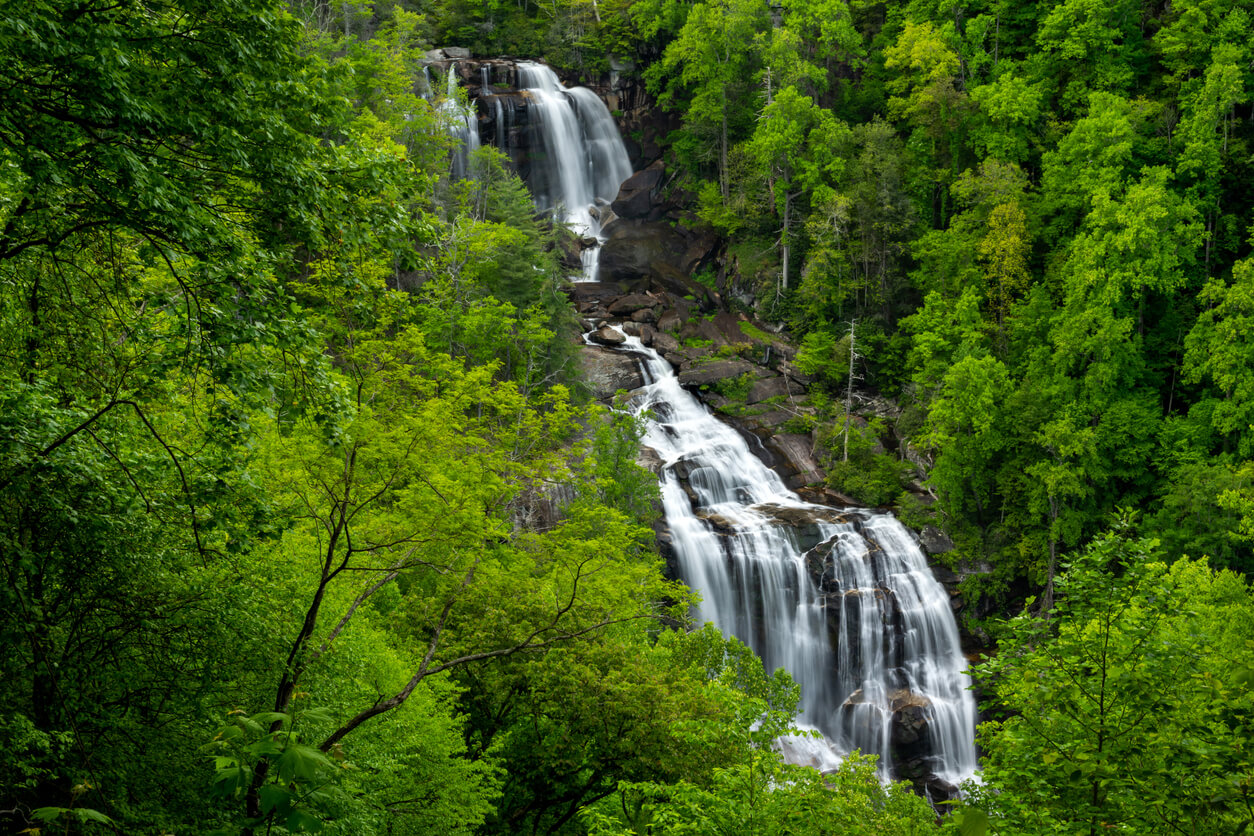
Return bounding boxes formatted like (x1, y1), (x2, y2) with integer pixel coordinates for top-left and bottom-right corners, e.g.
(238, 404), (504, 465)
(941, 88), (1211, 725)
(780, 191), (791, 292)
(843, 321), (856, 462)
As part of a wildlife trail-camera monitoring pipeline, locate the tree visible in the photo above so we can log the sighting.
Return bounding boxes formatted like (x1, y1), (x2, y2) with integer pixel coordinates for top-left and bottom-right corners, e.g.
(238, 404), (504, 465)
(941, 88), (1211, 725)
(968, 520), (1254, 835)
(744, 86), (849, 296)
(1183, 257), (1254, 457)
(646, 0), (769, 199)
(206, 287), (675, 832)
(1032, 0), (1148, 113)
(923, 353), (1012, 526)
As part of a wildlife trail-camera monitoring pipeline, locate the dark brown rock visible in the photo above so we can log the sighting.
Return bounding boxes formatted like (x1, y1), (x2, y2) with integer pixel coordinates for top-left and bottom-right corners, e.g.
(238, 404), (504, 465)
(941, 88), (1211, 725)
(746, 375), (805, 404)
(607, 293), (656, 316)
(631, 307), (657, 324)
(588, 326), (626, 347)
(919, 525), (955, 555)
(677, 359), (758, 387)
(656, 310), (683, 333)
(652, 331), (681, 353)
(578, 344), (643, 400)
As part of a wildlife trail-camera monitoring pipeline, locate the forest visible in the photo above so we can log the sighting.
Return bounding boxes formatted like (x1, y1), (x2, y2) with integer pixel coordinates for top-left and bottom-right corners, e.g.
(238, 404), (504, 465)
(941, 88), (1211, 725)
(0, 0), (1252, 833)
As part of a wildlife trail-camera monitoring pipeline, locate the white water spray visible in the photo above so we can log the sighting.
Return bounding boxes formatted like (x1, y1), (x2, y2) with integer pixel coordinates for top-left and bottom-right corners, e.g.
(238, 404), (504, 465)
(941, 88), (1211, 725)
(514, 62), (632, 281)
(609, 329), (979, 787)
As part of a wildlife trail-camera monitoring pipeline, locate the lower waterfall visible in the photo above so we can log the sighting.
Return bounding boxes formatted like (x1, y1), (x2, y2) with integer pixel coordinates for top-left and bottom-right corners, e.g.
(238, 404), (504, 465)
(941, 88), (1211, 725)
(609, 329), (979, 793)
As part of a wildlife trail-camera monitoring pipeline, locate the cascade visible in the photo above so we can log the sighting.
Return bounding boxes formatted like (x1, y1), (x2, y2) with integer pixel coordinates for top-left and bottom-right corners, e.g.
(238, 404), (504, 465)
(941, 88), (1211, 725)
(440, 64), (480, 182)
(430, 59), (632, 281)
(514, 62), (632, 281)
(608, 328), (979, 793)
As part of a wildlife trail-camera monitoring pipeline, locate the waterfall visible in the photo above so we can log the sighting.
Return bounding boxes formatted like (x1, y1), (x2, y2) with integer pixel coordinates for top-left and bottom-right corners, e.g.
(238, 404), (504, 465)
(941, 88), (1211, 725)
(440, 65), (480, 182)
(432, 59), (632, 281)
(608, 329), (979, 790)
(514, 62), (632, 281)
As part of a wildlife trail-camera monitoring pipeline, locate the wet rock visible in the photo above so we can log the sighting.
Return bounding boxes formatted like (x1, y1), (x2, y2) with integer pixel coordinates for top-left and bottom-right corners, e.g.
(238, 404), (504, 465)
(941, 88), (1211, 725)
(751, 502), (848, 552)
(578, 344), (643, 401)
(891, 702), (931, 749)
(746, 375), (805, 404)
(639, 324), (656, 345)
(751, 503), (847, 527)
(621, 321), (641, 337)
(677, 358), (758, 387)
(631, 307), (657, 324)
(696, 510), (737, 532)
(588, 326), (626, 347)
(918, 525), (954, 555)
(607, 293), (656, 316)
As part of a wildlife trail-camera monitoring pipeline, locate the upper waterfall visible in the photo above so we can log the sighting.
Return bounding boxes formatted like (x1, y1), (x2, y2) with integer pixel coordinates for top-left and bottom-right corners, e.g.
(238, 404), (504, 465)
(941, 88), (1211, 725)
(433, 59), (633, 282)
(515, 61), (632, 271)
(605, 326), (980, 796)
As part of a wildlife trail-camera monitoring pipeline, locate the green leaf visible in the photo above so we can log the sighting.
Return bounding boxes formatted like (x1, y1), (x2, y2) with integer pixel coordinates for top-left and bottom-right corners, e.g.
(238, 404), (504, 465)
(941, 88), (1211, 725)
(258, 784), (295, 817)
(957, 807), (990, 836)
(277, 743), (332, 782)
(285, 808), (324, 832)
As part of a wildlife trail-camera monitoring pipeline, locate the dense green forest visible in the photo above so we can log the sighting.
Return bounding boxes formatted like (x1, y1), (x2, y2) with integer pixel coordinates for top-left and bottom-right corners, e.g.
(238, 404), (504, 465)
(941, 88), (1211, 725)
(1, 0), (1253, 833)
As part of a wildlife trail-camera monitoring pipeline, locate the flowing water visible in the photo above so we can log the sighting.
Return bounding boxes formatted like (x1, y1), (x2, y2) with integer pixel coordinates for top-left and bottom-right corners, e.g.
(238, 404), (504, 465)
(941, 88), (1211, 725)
(515, 62), (632, 282)
(440, 65), (481, 182)
(609, 329), (979, 787)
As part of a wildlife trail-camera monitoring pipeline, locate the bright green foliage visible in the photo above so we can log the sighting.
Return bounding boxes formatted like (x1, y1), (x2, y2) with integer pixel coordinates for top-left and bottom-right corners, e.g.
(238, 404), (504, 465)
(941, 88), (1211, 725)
(923, 354), (1012, 524)
(1032, 0), (1148, 113)
(745, 86), (850, 293)
(884, 19), (972, 224)
(967, 521), (1254, 834)
(968, 71), (1043, 164)
(646, 0), (770, 198)
(778, 0), (864, 89)
(585, 751), (936, 835)
(1184, 258), (1254, 455)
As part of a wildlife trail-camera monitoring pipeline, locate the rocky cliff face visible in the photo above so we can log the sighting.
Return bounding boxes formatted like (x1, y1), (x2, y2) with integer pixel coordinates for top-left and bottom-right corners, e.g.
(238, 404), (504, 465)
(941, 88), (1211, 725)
(422, 53), (673, 175)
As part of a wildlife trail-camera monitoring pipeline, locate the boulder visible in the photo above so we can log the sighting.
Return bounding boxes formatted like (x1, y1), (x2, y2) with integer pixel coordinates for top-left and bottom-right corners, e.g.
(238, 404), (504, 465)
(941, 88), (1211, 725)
(764, 433), (825, 489)
(568, 280), (632, 307)
(919, 525), (955, 555)
(631, 307), (657, 324)
(578, 344), (643, 400)
(652, 331), (681, 353)
(610, 162), (664, 220)
(587, 326), (626, 347)
(746, 375), (805, 404)
(598, 220), (687, 281)
(637, 445), (665, 475)
(656, 310), (683, 333)
(607, 293), (656, 316)
(891, 709), (929, 750)
(677, 358), (758, 388)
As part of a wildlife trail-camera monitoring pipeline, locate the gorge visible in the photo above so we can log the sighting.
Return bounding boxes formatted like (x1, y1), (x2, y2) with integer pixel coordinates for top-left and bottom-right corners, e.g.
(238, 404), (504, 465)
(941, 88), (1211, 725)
(434, 56), (980, 794)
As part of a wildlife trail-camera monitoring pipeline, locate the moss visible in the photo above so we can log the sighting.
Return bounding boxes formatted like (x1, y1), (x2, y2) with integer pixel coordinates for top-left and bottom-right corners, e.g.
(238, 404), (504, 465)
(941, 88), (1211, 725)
(737, 320), (773, 343)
